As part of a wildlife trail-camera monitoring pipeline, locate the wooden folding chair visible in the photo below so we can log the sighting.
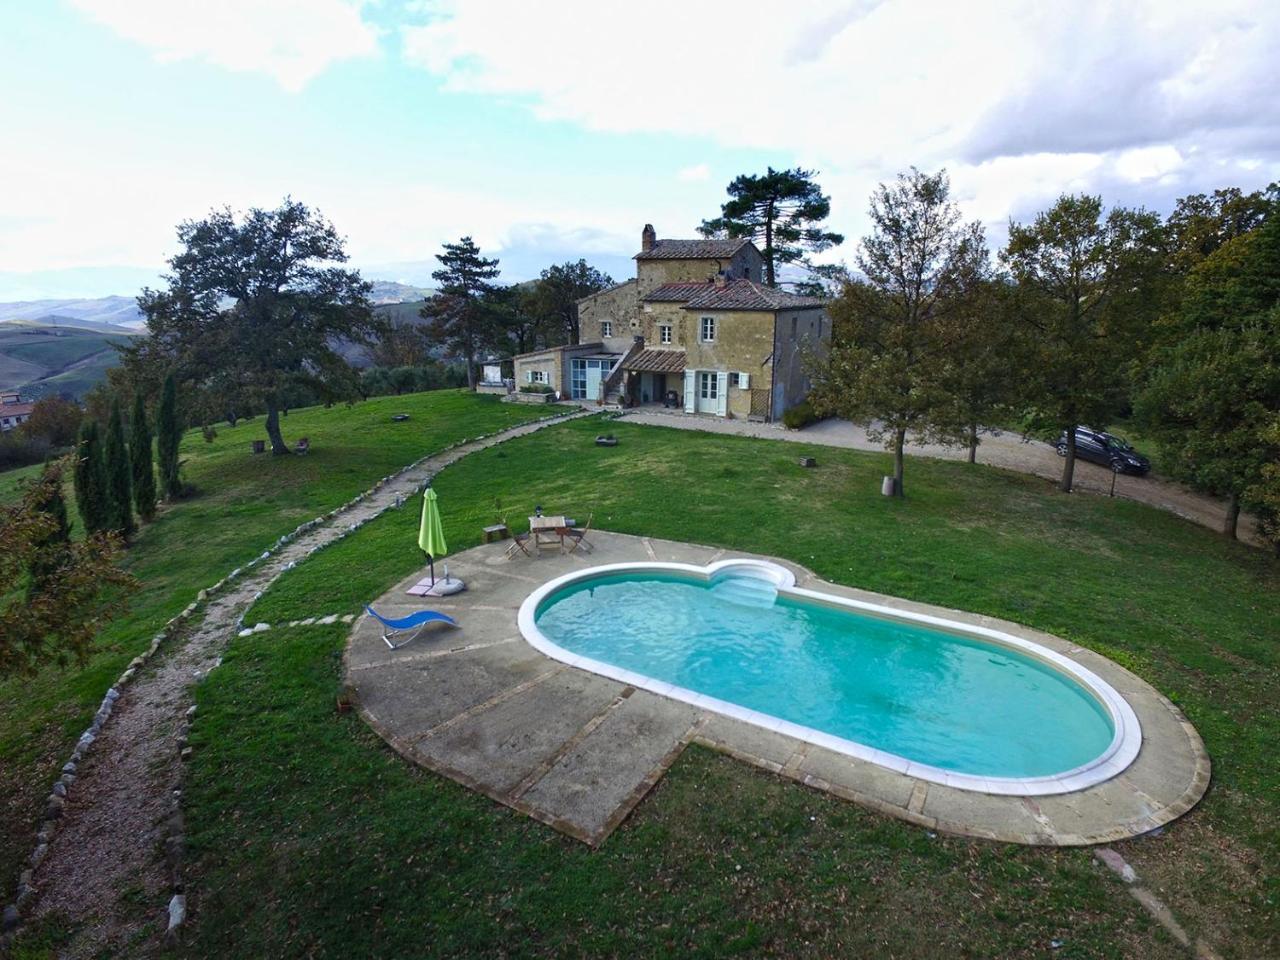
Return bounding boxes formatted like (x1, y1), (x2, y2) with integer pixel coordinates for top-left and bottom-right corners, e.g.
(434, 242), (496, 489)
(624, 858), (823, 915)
(505, 530), (536, 559)
(564, 513), (594, 554)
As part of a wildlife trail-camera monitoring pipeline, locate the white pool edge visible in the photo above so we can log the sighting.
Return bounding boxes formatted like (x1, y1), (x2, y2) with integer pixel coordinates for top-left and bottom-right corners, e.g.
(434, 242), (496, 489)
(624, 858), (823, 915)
(516, 558), (1143, 797)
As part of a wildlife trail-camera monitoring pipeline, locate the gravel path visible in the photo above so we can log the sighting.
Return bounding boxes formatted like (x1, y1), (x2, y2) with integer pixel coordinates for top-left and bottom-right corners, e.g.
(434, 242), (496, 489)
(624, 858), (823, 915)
(25, 411), (589, 958)
(622, 411), (1262, 547)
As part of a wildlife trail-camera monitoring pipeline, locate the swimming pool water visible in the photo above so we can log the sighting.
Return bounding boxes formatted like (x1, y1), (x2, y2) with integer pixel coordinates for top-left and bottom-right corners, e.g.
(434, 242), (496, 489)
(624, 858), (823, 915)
(534, 572), (1116, 779)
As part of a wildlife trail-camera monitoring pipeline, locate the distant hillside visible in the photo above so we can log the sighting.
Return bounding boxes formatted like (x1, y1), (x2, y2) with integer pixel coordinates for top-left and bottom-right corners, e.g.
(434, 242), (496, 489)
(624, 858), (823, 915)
(0, 284), (437, 389)
(0, 295), (146, 331)
(0, 322), (138, 400)
(368, 281), (434, 304)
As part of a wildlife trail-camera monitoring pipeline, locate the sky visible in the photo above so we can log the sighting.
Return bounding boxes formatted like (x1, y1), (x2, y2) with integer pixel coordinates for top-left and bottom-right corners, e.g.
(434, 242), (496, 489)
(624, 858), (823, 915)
(1, 0), (1278, 301)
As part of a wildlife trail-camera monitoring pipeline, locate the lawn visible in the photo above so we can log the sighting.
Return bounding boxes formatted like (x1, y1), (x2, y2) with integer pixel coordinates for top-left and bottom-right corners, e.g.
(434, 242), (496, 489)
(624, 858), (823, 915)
(176, 416), (1277, 958)
(0, 390), (561, 899)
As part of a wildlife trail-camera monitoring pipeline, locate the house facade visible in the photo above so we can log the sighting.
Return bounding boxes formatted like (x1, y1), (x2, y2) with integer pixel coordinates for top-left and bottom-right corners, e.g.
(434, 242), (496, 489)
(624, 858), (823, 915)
(512, 225), (828, 421)
(0, 392), (34, 432)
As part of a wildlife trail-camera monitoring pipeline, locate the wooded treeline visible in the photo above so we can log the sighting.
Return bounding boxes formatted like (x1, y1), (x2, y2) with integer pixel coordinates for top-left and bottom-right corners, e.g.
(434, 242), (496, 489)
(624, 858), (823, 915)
(808, 168), (1279, 546)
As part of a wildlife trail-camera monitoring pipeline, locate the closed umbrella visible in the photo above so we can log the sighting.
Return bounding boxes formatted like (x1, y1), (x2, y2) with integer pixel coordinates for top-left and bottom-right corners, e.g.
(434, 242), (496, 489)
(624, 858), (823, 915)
(418, 486), (447, 586)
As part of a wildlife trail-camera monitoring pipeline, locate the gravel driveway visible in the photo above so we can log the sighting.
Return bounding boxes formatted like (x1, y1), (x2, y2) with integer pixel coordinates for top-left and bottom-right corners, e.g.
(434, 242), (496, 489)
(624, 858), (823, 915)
(621, 411), (1262, 547)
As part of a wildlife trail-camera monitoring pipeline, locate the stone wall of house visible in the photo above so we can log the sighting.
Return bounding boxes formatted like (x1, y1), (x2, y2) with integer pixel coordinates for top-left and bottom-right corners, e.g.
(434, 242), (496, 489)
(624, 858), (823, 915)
(682, 308), (778, 420)
(635, 247), (763, 297)
(513, 352), (564, 395)
(512, 342), (607, 397)
(578, 280), (639, 352)
(770, 307), (829, 419)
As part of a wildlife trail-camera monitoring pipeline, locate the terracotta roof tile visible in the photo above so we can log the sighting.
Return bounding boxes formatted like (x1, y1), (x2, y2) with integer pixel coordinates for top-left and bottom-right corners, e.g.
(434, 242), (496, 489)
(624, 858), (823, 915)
(635, 238), (752, 260)
(623, 348), (686, 373)
(642, 282), (716, 303)
(683, 279), (825, 311)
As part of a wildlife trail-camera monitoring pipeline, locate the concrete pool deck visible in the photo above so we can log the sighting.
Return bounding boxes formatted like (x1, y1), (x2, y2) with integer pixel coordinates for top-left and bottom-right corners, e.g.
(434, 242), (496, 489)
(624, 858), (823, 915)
(345, 532), (1210, 847)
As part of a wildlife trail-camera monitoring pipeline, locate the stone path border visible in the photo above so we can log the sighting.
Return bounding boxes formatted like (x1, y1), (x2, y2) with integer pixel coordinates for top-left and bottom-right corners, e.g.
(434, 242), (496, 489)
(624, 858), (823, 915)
(347, 532), (1210, 850)
(1093, 848), (1224, 960)
(2, 407), (588, 955)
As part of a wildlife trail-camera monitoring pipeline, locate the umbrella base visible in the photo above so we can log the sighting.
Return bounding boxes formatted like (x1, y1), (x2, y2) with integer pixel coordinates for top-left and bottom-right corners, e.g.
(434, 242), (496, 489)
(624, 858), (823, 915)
(407, 576), (465, 597)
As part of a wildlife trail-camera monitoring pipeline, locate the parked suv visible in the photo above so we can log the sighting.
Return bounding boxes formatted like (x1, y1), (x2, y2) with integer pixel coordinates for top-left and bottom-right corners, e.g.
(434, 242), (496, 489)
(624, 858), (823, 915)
(1056, 427), (1150, 475)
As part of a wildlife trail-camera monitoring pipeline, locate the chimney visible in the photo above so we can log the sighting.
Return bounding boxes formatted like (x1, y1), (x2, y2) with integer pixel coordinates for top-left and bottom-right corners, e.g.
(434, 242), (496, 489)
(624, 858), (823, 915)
(641, 223), (656, 253)
(714, 271), (728, 289)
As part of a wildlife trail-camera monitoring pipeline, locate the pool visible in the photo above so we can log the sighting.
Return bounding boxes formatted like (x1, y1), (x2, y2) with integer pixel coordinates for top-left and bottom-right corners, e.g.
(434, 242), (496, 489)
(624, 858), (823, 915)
(519, 560), (1141, 795)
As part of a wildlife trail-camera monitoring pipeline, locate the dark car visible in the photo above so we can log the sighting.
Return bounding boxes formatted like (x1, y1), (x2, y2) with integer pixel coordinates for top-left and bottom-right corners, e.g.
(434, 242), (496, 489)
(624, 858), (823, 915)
(1056, 427), (1150, 475)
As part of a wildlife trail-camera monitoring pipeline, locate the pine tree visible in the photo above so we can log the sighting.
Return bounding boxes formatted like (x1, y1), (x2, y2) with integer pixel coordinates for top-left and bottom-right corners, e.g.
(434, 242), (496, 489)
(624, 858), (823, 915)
(157, 373), (182, 498)
(103, 399), (135, 537)
(699, 167), (844, 288)
(130, 389), (157, 522)
(28, 458), (73, 596)
(73, 420), (110, 535)
(419, 237), (502, 389)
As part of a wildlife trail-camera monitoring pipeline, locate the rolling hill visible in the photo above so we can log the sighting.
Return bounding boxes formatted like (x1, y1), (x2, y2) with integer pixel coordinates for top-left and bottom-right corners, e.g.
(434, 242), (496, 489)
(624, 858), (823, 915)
(0, 322), (137, 400)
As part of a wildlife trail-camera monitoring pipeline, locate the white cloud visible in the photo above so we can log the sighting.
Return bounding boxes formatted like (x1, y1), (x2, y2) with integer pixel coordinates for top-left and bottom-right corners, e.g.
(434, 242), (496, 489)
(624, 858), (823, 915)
(403, 0), (1280, 249)
(677, 163), (710, 182)
(70, 0), (379, 91)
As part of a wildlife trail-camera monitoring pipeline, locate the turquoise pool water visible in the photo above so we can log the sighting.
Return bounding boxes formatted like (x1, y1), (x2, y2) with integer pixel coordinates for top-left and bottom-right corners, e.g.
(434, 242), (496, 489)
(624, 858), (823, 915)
(534, 572), (1115, 779)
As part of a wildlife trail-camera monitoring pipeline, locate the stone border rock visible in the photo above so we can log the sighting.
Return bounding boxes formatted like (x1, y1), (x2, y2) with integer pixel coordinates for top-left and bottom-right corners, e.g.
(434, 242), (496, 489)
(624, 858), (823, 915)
(0, 406), (582, 949)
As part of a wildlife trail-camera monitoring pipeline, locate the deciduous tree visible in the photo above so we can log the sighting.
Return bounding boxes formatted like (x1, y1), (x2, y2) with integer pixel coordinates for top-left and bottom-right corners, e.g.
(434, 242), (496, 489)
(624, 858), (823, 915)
(1135, 218), (1280, 539)
(18, 396), (81, 448)
(1165, 183), (1278, 274)
(809, 168), (985, 496)
(420, 237), (502, 389)
(1001, 194), (1165, 492)
(524, 260), (614, 344)
(135, 199), (380, 454)
(700, 167), (843, 288)
(937, 274), (1026, 463)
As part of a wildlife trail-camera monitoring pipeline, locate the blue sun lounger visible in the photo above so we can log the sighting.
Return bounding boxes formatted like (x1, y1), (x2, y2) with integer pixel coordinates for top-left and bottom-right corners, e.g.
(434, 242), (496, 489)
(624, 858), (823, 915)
(365, 605), (457, 650)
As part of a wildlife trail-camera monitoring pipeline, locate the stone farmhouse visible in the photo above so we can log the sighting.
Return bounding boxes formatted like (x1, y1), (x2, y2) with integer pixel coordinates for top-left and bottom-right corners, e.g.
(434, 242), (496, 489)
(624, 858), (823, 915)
(0, 392), (34, 432)
(512, 225), (829, 421)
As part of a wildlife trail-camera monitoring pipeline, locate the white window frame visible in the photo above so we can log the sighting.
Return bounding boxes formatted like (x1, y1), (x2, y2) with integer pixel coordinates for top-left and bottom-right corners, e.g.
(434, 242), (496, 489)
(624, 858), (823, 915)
(527, 369), (548, 385)
(660, 324), (672, 345)
(601, 320), (613, 338)
(700, 316), (716, 342)
(729, 372), (740, 388)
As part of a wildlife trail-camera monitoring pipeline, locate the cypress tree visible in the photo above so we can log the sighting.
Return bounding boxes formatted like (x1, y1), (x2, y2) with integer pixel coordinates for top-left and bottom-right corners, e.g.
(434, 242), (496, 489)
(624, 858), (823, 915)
(28, 459), (72, 596)
(157, 372), (182, 498)
(73, 420), (110, 535)
(130, 389), (157, 522)
(103, 399), (135, 537)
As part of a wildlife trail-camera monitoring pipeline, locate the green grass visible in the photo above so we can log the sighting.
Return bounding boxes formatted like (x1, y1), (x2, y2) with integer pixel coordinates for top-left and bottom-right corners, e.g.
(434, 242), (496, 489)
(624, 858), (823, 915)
(172, 416), (1280, 958)
(0, 390), (560, 899)
(0, 461), (44, 503)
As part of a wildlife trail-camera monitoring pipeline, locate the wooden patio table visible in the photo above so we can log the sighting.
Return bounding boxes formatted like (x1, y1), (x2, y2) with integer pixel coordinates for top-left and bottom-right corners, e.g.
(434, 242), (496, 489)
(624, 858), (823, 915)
(529, 515), (570, 552)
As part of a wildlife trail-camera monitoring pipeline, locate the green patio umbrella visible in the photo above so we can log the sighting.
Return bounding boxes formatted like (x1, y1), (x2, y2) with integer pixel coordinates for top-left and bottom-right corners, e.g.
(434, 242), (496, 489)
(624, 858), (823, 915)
(418, 486), (447, 585)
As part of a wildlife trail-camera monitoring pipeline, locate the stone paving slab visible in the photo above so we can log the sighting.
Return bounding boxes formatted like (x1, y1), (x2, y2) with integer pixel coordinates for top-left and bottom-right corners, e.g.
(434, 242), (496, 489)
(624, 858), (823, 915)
(347, 532), (1211, 847)
(413, 669), (621, 795)
(520, 689), (701, 843)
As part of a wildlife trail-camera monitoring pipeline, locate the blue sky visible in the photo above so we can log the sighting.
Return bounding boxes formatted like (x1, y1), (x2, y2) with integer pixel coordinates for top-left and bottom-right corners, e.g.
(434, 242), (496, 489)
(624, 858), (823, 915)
(2, 0), (1278, 301)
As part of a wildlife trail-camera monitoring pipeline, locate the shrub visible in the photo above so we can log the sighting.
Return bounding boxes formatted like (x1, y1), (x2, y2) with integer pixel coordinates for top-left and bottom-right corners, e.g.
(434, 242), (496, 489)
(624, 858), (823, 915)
(519, 383), (554, 395)
(782, 399), (822, 430)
